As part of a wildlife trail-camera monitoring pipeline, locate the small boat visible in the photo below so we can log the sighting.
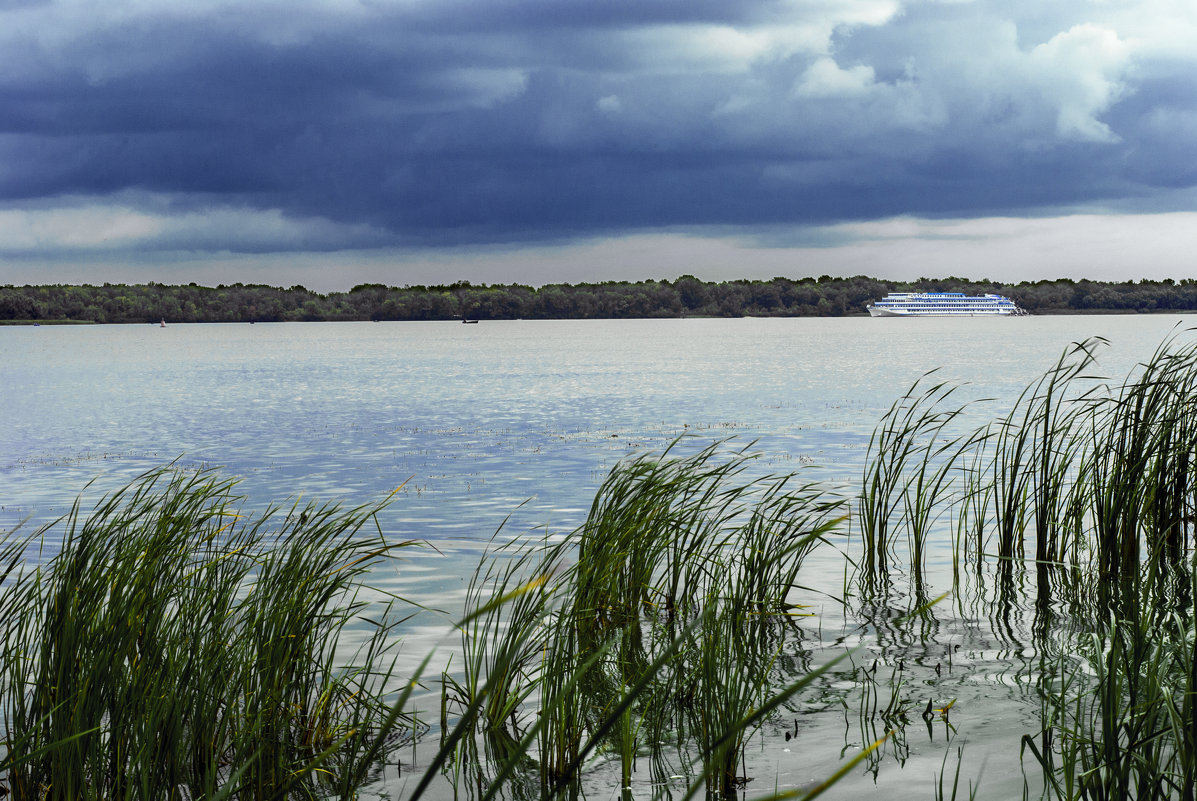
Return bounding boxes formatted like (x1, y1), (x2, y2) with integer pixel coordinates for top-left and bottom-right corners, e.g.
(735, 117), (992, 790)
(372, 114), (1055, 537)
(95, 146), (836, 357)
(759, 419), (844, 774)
(160, 318), (167, 327)
(462, 318), (479, 324)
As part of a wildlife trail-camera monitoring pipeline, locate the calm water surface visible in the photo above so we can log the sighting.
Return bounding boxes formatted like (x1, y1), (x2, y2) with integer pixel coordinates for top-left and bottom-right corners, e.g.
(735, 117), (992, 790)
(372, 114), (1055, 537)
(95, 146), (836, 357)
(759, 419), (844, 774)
(7, 316), (1186, 533)
(2, 315), (1195, 798)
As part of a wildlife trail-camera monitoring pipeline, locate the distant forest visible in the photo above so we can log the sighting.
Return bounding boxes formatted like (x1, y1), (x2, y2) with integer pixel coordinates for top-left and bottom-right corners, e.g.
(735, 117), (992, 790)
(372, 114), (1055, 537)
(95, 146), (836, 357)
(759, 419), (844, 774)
(3, 275), (1197, 323)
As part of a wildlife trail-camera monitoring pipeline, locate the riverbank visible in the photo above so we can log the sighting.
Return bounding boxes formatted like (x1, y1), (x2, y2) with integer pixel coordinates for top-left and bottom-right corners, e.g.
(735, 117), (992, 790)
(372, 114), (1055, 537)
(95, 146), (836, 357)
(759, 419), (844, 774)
(5, 275), (1197, 324)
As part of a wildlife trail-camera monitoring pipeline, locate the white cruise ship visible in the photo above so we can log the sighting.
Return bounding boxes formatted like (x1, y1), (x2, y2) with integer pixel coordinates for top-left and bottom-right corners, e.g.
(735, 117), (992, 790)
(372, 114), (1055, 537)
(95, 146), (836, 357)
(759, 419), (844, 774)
(866, 292), (1025, 317)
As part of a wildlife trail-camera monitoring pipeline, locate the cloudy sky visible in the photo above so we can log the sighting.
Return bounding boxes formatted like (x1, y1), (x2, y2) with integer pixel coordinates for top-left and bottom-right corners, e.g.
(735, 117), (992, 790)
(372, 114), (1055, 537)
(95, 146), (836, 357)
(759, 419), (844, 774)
(2, 0), (1196, 290)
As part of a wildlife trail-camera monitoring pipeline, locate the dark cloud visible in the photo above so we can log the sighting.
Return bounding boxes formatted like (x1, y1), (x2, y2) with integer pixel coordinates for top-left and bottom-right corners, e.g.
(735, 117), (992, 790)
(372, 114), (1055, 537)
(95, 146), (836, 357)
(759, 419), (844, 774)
(0, 0), (1194, 261)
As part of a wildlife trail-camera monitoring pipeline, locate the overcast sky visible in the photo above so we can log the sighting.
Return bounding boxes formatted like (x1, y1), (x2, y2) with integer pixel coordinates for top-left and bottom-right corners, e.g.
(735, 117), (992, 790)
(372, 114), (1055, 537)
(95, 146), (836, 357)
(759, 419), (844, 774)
(1, 0), (1196, 290)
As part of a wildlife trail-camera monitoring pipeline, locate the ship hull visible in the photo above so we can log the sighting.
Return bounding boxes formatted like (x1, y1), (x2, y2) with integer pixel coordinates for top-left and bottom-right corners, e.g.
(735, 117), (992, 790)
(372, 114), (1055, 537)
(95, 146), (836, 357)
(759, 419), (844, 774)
(867, 306), (1017, 317)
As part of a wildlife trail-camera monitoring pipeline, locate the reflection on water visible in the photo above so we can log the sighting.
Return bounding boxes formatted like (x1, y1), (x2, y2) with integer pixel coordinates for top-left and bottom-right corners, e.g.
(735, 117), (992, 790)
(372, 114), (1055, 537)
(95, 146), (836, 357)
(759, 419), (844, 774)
(4, 314), (1196, 798)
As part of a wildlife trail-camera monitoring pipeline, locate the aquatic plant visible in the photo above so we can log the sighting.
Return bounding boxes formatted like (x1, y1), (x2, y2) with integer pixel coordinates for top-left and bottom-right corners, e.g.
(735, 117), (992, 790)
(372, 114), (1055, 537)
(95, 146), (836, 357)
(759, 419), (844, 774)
(0, 445), (863, 801)
(1023, 593), (1197, 801)
(437, 440), (860, 798)
(0, 468), (415, 801)
(446, 536), (555, 736)
(857, 331), (1197, 588)
(858, 374), (976, 587)
(426, 330), (1197, 800)
(845, 329), (1197, 799)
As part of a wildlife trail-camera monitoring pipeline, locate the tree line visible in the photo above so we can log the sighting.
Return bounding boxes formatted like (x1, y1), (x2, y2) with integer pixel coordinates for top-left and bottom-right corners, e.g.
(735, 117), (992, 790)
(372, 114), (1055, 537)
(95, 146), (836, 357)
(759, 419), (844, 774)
(3, 275), (1197, 324)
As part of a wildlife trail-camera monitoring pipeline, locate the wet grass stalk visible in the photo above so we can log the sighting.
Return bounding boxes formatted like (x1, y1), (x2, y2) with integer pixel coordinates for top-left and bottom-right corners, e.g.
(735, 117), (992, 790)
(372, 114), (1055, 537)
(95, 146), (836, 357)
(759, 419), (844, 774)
(572, 439), (757, 647)
(903, 423), (985, 586)
(684, 602), (776, 796)
(953, 447), (992, 579)
(1026, 339), (1104, 567)
(987, 408), (1035, 568)
(656, 443), (758, 623)
(863, 334), (1197, 591)
(617, 678), (637, 796)
(986, 339), (1102, 569)
(447, 537), (554, 734)
(1082, 338), (1197, 589)
(935, 745), (977, 801)
(0, 468), (416, 801)
(532, 615), (598, 795)
(1025, 606), (1197, 801)
(730, 475), (844, 640)
(858, 374), (960, 581)
(431, 441), (878, 799)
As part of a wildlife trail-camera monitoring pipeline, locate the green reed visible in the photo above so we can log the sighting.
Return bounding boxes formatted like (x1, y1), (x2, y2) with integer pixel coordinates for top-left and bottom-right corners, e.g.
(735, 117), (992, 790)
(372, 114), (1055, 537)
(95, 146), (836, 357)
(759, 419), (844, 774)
(0, 468), (415, 801)
(984, 339), (1101, 569)
(572, 440), (755, 645)
(1018, 332), (1197, 796)
(856, 332), (1197, 589)
(1081, 336), (1197, 589)
(0, 432), (938, 799)
(859, 374), (977, 587)
(935, 745), (977, 801)
(447, 538), (555, 736)
(1024, 592), (1197, 800)
(848, 329), (1197, 799)
(437, 440), (860, 799)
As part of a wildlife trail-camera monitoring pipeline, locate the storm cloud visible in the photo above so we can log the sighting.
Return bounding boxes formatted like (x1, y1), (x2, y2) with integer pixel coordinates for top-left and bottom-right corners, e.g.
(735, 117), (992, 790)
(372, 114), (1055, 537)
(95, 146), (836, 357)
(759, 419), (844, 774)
(1, 0), (1195, 285)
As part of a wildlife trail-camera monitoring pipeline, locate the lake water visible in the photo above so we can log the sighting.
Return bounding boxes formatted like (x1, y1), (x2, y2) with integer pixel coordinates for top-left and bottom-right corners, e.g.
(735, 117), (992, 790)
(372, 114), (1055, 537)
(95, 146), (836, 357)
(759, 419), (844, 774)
(3, 314), (1196, 798)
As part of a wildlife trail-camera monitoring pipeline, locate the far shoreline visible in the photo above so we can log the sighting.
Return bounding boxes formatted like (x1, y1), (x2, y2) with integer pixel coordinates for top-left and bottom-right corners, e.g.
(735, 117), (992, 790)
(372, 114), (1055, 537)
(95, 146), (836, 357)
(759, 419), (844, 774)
(5, 276), (1197, 323)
